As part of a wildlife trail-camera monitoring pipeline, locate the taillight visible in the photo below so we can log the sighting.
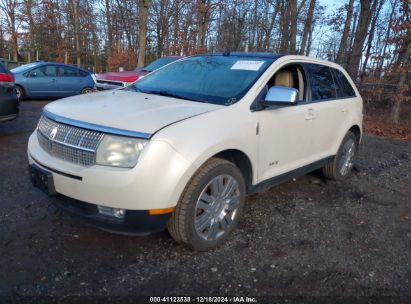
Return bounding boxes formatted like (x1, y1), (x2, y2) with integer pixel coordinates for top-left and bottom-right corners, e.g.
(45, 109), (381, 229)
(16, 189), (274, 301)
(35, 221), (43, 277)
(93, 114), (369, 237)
(0, 73), (14, 82)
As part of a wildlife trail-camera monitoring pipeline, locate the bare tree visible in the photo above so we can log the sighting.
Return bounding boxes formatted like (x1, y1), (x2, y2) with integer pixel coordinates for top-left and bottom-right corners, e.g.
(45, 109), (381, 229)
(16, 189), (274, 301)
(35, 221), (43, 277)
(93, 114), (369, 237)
(336, 0), (355, 66)
(347, 0), (375, 79)
(137, 0), (149, 68)
(300, 0), (316, 55)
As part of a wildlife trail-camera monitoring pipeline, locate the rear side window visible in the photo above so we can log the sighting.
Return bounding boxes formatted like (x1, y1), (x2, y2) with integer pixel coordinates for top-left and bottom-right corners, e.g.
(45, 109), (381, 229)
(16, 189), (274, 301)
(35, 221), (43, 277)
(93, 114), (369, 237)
(306, 64), (337, 101)
(0, 62), (8, 73)
(58, 66), (80, 77)
(79, 70), (89, 77)
(333, 69), (356, 97)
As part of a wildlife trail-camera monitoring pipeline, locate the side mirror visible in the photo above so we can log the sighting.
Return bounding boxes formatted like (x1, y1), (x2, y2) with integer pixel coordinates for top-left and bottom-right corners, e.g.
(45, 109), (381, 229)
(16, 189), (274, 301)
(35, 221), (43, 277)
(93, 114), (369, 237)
(30, 72), (38, 78)
(260, 86), (299, 107)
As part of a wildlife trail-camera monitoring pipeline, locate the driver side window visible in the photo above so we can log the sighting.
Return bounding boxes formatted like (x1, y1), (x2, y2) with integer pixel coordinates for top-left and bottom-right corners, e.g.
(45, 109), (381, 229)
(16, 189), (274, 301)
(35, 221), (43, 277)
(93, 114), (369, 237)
(266, 64), (306, 102)
(30, 65), (57, 77)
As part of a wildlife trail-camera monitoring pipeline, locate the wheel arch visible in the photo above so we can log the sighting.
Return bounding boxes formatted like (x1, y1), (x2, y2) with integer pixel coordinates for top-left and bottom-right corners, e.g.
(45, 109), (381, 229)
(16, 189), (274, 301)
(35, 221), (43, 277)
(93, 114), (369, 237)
(348, 124), (362, 144)
(15, 84), (26, 97)
(212, 149), (254, 194)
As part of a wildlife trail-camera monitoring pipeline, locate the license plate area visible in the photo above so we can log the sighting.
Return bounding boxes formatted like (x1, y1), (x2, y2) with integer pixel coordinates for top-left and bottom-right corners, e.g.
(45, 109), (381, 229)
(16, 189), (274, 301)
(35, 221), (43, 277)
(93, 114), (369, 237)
(29, 164), (56, 196)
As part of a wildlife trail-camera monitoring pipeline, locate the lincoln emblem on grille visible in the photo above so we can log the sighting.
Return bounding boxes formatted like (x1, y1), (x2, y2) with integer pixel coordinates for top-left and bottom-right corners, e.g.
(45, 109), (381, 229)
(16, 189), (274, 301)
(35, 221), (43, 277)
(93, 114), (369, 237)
(49, 127), (58, 140)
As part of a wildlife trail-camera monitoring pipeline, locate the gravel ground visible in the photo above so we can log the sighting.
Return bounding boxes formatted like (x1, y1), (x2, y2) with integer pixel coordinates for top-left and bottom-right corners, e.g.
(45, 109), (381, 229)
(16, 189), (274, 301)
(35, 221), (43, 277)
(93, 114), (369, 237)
(0, 101), (410, 298)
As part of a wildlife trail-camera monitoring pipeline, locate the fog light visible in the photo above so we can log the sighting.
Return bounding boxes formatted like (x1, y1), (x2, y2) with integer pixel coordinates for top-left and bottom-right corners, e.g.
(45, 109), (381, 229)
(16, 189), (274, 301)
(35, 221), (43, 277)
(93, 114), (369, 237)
(98, 206), (126, 219)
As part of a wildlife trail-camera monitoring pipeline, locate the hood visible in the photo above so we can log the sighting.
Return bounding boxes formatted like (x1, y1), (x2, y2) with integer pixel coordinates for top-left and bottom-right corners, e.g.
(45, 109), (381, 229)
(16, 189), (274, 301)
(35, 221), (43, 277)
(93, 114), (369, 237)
(44, 90), (223, 136)
(97, 70), (149, 82)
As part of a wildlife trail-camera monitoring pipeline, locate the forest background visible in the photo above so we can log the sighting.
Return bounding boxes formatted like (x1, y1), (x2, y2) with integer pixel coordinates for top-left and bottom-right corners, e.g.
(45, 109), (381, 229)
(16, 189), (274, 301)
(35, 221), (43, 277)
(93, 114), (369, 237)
(0, 0), (410, 138)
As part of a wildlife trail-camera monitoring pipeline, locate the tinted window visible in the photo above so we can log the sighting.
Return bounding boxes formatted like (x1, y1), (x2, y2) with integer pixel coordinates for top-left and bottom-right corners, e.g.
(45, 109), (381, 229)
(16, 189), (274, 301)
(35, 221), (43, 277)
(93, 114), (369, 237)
(31, 65), (57, 77)
(58, 66), (80, 77)
(11, 62), (39, 74)
(0, 62), (8, 73)
(141, 57), (179, 72)
(333, 69), (356, 97)
(79, 70), (89, 77)
(306, 64), (337, 101)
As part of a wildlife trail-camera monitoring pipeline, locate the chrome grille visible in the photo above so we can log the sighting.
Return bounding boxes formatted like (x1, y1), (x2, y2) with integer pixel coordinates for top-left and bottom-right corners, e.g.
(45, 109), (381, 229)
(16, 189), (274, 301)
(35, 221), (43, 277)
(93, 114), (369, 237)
(37, 115), (104, 166)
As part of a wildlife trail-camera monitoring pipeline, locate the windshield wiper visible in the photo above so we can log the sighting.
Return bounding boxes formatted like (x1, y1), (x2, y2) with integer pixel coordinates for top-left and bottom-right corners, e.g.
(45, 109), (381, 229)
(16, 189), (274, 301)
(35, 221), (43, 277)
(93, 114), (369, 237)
(142, 90), (204, 103)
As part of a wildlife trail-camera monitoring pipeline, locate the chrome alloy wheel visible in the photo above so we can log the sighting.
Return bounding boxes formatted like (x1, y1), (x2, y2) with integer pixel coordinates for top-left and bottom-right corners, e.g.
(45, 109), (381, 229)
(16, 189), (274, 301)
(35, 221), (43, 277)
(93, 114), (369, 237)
(194, 174), (240, 241)
(338, 138), (356, 176)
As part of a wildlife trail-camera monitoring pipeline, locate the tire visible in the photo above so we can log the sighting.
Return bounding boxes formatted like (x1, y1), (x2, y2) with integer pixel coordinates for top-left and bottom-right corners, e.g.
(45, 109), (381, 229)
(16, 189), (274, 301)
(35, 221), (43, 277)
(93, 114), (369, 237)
(81, 87), (94, 94)
(15, 86), (25, 100)
(168, 157), (246, 251)
(322, 131), (358, 180)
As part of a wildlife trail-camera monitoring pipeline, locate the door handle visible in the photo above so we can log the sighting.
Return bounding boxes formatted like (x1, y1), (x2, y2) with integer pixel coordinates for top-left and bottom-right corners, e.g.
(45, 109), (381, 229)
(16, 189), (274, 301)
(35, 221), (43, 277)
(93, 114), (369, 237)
(51, 79), (57, 83)
(342, 107), (348, 113)
(305, 109), (315, 121)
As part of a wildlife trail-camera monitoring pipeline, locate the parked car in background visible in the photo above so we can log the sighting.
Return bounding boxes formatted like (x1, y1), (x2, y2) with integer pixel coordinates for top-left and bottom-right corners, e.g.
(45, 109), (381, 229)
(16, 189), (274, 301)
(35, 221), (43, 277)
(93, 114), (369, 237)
(12, 62), (96, 100)
(96, 56), (182, 90)
(0, 62), (19, 123)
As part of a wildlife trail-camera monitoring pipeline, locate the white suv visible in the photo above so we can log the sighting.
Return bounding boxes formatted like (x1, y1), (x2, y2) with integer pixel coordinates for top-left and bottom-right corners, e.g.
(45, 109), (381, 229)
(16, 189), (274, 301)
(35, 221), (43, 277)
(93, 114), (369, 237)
(28, 53), (362, 251)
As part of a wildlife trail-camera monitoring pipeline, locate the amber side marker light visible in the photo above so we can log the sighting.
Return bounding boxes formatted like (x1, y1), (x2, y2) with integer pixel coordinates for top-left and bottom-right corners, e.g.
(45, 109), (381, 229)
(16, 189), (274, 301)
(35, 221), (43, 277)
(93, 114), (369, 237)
(149, 207), (175, 215)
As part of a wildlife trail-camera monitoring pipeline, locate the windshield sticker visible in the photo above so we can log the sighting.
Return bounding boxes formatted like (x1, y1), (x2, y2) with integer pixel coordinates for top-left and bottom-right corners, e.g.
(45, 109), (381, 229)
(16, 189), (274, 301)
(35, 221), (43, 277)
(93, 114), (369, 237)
(231, 60), (264, 71)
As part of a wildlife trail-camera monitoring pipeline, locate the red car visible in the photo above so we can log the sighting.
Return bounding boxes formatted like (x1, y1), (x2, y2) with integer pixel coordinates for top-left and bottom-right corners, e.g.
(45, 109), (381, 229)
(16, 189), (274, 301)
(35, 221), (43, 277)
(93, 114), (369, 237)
(96, 56), (182, 90)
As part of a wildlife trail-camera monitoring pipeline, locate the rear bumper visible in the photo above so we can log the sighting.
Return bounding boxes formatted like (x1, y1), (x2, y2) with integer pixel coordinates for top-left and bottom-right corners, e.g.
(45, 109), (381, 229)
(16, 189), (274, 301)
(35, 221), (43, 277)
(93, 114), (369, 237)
(0, 89), (19, 122)
(52, 195), (171, 234)
(0, 113), (18, 123)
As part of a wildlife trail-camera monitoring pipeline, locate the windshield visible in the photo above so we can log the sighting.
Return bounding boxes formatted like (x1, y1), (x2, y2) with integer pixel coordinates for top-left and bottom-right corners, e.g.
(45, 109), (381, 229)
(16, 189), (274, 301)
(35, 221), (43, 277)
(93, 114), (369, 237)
(11, 63), (39, 74)
(137, 57), (179, 72)
(131, 55), (274, 105)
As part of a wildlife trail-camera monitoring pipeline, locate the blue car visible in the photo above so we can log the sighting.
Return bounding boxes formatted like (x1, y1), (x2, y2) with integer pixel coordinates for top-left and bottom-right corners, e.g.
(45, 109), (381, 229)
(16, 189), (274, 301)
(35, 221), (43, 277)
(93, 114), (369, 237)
(11, 62), (96, 99)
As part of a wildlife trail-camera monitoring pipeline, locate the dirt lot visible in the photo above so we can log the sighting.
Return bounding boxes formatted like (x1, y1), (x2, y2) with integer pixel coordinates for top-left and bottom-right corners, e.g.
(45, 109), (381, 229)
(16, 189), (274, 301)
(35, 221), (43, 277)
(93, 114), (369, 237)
(0, 101), (410, 298)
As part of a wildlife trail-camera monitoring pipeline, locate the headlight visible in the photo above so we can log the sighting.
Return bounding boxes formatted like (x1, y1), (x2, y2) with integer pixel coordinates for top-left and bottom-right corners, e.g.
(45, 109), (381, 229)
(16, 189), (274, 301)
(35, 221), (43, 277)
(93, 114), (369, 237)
(96, 135), (147, 168)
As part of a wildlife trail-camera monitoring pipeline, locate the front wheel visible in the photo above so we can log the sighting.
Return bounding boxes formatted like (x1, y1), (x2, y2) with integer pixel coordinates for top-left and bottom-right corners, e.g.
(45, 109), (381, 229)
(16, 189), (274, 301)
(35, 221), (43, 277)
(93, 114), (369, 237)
(168, 158), (246, 251)
(322, 131), (358, 180)
(81, 87), (94, 94)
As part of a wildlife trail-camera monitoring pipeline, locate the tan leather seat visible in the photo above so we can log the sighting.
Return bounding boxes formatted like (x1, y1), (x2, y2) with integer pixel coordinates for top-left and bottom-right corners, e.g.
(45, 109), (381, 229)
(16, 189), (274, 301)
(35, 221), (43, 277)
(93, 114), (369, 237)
(274, 70), (294, 88)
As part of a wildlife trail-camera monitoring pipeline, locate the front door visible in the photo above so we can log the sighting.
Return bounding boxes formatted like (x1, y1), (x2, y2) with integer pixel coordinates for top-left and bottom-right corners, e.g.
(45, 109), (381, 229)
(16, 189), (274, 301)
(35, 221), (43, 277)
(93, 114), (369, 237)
(255, 64), (318, 182)
(27, 65), (60, 96)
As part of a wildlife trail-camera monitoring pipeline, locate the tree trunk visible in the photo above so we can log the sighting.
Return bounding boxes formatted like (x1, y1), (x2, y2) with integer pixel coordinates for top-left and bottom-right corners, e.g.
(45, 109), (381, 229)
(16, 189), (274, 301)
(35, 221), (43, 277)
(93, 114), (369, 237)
(72, 0), (81, 67)
(360, 0), (384, 80)
(347, 0), (374, 80)
(172, 0), (180, 55)
(390, 9), (411, 123)
(336, 0), (354, 66)
(105, 0), (113, 57)
(197, 0), (210, 52)
(137, 0), (150, 68)
(289, 0), (297, 54)
(280, 0), (290, 53)
(376, 0), (398, 77)
(300, 0), (316, 55)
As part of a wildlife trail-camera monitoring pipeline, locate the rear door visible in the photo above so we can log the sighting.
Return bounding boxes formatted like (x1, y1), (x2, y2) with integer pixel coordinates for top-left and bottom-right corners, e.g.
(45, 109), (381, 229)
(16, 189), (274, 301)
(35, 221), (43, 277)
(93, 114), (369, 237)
(303, 63), (348, 159)
(57, 66), (87, 96)
(27, 65), (61, 96)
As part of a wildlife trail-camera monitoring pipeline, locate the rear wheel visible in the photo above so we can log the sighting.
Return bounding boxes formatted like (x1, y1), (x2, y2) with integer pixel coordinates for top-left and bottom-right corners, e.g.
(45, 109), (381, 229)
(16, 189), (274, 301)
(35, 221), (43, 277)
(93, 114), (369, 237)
(322, 131), (358, 180)
(15, 86), (25, 100)
(168, 158), (246, 251)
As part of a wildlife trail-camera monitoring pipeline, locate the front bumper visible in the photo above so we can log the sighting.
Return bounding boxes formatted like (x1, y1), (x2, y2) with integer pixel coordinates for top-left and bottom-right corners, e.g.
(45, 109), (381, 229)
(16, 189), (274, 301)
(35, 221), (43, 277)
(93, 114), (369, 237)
(52, 195), (171, 234)
(28, 131), (197, 211)
(96, 80), (126, 91)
